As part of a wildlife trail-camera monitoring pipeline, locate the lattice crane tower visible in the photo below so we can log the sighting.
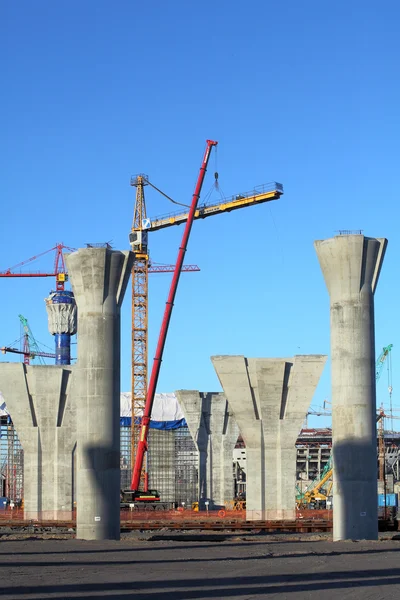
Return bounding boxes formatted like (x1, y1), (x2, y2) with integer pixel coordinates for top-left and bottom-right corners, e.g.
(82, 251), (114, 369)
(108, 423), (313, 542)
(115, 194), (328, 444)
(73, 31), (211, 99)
(129, 174), (150, 482)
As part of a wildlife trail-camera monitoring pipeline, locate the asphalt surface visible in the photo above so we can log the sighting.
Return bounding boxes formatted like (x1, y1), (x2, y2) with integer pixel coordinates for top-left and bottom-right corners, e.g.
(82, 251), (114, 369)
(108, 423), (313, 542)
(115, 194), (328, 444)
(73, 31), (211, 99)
(0, 532), (399, 599)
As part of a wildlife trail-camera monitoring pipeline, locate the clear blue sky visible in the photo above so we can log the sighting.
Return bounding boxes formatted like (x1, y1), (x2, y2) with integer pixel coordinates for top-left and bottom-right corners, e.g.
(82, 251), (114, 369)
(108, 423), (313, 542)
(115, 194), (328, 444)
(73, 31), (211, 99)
(1, 1), (399, 428)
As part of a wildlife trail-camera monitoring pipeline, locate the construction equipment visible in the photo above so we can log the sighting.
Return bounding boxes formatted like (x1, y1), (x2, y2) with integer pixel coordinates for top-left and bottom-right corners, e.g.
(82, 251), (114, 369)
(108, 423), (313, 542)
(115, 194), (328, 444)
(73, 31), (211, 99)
(148, 182), (283, 231)
(121, 139), (218, 510)
(376, 344), (394, 482)
(232, 492), (246, 511)
(129, 175), (200, 487)
(299, 345), (395, 508)
(296, 458), (333, 508)
(129, 174), (284, 487)
(0, 243), (76, 291)
(1, 315), (56, 365)
(376, 344), (393, 382)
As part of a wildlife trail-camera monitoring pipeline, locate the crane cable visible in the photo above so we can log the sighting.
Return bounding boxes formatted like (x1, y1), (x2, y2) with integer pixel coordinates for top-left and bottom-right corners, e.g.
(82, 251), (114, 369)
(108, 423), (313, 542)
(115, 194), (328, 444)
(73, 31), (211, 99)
(146, 179), (190, 209)
(206, 145), (226, 203)
(147, 147), (225, 210)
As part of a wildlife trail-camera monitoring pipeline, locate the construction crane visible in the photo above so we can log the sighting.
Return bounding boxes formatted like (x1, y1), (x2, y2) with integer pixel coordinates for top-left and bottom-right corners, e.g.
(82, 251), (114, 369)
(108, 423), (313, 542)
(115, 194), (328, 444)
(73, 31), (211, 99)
(376, 344), (393, 382)
(120, 139), (219, 509)
(297, 458), (333, 508)
(0, 243), (76, 291)
(1, 315), (56, 365)
(304, 345), (395, 501)
(147, 181), (283, 231)
(304, 407), (331, 428)
(129, 174), (201, 484)
(129, 173), (284, 486)
(376, 343), (394, 482)
(309, 342), (393, 423)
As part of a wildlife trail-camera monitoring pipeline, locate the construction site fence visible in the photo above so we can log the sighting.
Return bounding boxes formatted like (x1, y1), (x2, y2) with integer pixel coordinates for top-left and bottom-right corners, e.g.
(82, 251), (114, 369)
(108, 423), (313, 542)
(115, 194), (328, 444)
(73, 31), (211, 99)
(0, 508), (333, 524)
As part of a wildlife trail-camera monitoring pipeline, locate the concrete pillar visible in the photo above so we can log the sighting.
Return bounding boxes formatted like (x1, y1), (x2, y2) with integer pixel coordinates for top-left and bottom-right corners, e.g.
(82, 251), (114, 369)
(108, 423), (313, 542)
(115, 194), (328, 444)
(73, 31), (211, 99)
(315, 234), (387, 541)
(212, 355), (327, 520)
(176, 391), (239, 508)
(66, 247), (133, 540)
(0, 363), (75, 520)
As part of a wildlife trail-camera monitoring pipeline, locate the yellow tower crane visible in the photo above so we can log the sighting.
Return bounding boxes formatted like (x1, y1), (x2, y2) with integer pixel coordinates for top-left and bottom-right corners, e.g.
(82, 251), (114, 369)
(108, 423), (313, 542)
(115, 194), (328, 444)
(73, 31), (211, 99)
(129, 176), (284, 483)
(129, 174), (150, 486)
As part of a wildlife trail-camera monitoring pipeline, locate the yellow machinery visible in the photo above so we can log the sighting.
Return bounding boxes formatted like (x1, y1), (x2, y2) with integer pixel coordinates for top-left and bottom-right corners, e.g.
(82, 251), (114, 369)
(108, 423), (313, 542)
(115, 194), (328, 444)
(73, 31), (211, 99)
(148, 182), (283, 231)
(297, 463), (333, 508)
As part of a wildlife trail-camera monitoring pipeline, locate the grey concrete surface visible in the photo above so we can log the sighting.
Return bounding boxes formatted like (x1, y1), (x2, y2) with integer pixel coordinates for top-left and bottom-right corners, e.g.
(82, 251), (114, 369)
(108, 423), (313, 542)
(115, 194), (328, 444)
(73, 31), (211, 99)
(0, 363), (75, 519)
(66, 247), (133, 541)
(176, 390), (239, 508)
(0, 536), (399, 599)
(315, 234), (387, 541)
(212, 355), (326, 520)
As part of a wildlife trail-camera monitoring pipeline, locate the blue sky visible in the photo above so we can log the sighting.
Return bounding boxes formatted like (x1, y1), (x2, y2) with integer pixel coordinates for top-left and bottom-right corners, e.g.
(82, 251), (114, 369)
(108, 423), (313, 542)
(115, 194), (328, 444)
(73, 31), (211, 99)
(1, 1), (399, 428)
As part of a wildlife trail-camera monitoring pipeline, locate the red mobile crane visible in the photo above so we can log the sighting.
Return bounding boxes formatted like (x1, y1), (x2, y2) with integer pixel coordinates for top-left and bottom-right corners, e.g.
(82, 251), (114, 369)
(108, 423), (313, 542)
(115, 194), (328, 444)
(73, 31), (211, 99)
(121, 139), (218, 510)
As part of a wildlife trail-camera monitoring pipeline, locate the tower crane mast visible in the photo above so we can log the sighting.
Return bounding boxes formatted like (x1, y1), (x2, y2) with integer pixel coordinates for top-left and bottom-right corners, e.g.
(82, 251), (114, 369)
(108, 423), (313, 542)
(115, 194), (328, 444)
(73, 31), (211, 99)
(129, 177), (201, 486)
(376, 343), (393, 482)
(129, 174), (150, 488)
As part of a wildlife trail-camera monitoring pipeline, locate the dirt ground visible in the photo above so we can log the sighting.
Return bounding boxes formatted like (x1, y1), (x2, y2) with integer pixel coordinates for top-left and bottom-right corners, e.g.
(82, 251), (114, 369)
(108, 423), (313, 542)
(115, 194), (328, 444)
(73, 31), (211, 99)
(0, 531), (399, 599)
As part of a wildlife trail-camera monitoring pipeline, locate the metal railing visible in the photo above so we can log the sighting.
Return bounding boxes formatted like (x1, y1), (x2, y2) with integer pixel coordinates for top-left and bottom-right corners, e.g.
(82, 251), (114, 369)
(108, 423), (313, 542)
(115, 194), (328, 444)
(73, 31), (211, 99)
(150, 181), (283, 225)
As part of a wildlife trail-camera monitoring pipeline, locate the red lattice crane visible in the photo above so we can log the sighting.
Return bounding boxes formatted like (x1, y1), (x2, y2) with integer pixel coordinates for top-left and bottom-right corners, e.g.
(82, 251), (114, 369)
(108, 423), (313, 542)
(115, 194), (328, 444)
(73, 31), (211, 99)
(0, 243), (76, 291)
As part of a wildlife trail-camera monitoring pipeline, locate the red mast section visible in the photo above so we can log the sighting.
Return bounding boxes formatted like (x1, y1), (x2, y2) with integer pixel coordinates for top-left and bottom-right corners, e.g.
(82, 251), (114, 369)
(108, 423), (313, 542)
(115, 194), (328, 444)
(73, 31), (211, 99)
(131, 139), (218, 492)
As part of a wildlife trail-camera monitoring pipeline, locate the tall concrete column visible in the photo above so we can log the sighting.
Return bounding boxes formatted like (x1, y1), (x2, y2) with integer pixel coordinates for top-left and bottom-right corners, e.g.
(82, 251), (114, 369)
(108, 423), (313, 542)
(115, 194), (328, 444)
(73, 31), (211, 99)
(212, 355), (326, 520)
(66, 247), (133, 541)
(0, 363), (75, 520)
(176, 391), (239, 508)
(315, 234), (387, 541)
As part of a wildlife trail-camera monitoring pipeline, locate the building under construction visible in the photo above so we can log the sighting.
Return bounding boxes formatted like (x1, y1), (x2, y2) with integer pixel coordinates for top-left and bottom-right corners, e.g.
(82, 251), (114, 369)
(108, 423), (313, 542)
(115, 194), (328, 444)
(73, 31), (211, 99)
(2, 393), (400, 507)
(0, 409), (23, 503)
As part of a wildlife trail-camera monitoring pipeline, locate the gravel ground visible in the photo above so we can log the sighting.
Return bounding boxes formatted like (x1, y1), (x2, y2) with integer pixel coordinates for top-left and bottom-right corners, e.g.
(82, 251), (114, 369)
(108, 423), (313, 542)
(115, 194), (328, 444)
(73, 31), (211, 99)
(0, 532), (399, 599)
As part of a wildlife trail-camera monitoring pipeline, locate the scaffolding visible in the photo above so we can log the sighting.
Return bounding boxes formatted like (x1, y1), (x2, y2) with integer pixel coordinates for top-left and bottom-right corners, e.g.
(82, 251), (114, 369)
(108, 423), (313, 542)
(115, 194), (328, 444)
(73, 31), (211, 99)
(173, 427), (198, 506)
(3, 419), (400, 506)
(0, 415), (23, 502)
(120, 420), (198, 505)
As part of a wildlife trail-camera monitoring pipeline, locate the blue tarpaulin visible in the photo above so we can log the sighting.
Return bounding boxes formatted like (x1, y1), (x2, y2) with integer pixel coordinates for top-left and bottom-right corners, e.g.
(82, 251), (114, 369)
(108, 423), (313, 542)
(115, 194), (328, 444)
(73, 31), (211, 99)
(120, 416), (187, 430)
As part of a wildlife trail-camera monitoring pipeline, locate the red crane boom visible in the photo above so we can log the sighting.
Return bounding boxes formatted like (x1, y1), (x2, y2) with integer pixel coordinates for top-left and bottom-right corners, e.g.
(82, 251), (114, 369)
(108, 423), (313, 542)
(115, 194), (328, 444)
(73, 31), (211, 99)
(131, 139), (217, 492)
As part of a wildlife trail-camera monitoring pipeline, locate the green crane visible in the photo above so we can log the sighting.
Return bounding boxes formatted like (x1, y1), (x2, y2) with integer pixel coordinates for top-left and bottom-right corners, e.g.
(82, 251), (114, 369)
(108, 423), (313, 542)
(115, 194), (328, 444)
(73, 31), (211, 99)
(376, 344), (393, 382)
(1, 316), (56, 365)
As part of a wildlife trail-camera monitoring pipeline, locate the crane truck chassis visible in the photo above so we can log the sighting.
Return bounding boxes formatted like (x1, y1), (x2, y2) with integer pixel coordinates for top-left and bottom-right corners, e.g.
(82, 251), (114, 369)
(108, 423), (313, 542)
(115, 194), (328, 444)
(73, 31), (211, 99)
(120, 489), (177, 511)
